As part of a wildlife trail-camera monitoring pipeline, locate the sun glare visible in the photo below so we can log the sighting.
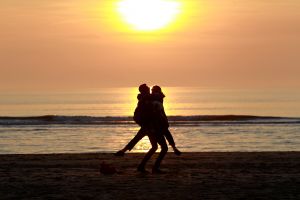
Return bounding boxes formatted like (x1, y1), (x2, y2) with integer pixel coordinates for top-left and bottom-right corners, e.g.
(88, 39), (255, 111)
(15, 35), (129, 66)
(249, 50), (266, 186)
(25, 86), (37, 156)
(85, 0), (197, 41)
(117, 0), (182, 31)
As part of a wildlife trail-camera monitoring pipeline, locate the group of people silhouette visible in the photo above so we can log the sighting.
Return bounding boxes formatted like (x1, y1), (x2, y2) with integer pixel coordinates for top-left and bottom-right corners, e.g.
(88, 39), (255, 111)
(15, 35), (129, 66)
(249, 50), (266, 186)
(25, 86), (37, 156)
(115, 84), (181, 173)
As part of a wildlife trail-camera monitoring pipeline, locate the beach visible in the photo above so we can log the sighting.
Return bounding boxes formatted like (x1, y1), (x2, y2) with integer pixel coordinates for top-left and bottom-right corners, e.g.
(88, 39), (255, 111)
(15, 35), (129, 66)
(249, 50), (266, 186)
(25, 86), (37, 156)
(2, 0), (300, 199)
(1, 152), (299, 199)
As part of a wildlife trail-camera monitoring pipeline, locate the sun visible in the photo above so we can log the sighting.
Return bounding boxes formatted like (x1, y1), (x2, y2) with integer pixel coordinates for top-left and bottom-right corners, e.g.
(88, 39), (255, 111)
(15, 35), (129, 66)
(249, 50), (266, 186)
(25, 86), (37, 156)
(117, 0), (182, 31)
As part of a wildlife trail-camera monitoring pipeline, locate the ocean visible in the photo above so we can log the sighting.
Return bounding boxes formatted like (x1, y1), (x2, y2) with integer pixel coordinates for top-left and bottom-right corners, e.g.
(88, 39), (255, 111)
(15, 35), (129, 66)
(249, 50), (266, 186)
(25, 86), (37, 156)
(0, 87), (300, 154)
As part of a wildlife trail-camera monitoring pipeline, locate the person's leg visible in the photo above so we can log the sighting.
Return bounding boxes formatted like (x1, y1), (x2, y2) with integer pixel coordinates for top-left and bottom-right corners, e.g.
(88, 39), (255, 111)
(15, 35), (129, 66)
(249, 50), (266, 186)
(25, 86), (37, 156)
(164, 128), (175, 146)
(115, 127), (146, 156)
(137, 132), (158, 172)
(152, 134), (168, 173)
(164, 129), (181, 156)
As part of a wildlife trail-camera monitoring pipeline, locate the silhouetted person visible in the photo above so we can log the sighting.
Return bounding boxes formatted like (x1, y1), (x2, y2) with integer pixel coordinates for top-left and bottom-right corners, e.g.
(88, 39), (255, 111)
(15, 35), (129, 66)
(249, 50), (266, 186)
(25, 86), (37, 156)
(151, 85), (181, 156)
(114, 84), (153, 156)
(136, 85), (171, 173)
(115, 85), (181, 156)
(115, 84), (180, 173)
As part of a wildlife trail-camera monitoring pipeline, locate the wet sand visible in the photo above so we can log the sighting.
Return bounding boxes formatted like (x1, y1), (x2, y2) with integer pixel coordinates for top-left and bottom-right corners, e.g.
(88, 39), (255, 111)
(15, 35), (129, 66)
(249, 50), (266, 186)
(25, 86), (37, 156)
(0, 152), (300, 199)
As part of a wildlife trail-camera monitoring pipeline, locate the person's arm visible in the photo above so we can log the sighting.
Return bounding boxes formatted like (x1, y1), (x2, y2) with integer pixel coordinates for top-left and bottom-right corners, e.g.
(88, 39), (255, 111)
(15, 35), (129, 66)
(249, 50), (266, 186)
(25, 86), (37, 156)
(154, 102), (169, 128)
(161, 105), (169, 128)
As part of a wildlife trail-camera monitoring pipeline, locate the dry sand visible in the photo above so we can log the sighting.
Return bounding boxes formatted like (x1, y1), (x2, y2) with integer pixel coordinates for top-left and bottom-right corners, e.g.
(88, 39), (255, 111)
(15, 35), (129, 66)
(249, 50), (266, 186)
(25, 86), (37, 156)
(0, 152), (300, 200)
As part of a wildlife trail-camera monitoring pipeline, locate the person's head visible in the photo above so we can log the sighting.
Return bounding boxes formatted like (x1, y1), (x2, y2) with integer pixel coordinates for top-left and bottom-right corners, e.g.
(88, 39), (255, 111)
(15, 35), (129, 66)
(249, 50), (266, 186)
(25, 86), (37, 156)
(151, 85), (165, 102)
(138, 84), (150, 94)
(151, 85), (162, 94)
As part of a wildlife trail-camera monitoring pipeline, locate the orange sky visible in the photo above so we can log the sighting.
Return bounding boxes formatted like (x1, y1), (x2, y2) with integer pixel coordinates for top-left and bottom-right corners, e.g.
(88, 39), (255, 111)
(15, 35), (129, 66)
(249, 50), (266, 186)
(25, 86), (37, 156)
(0, 0), (299, 91)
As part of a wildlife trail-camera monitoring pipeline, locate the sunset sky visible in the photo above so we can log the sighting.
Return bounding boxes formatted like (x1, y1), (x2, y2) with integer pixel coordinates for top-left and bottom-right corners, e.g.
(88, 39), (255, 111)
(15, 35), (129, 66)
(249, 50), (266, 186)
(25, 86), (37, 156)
(0, 0), (299, 91)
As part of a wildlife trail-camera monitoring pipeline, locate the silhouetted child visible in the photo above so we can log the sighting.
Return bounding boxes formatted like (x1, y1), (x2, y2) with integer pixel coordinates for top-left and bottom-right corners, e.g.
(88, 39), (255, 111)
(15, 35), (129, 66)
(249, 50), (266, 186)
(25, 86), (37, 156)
(151, 85), (181, 156)
(114, 84), (153, 158)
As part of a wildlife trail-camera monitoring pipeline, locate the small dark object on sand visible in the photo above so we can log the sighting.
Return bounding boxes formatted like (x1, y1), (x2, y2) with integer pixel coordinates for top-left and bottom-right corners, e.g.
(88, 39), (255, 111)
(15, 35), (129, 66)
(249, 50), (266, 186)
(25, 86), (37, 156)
(100, 162), (117, 175)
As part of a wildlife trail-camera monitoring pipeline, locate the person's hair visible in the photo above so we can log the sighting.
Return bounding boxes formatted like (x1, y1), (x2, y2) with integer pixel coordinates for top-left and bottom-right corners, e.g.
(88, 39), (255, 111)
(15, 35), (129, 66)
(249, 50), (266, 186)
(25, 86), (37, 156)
(152, 85), (165, 99)
(139, 84), (149, 94)
(152, 85), (162, 93)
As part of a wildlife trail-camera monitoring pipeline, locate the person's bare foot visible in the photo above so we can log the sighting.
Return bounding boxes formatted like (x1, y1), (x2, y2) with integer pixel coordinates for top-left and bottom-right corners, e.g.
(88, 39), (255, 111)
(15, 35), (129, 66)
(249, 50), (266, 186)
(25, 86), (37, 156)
(137, 165), (149, 173)
(114, 150), (125, 156)
(152, 168), (166, 174)
(173, 147), (182, 156)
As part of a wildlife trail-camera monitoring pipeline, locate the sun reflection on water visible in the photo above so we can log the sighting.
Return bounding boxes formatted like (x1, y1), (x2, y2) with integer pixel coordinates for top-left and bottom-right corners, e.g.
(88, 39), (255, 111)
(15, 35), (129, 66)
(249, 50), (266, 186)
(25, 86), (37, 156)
(132, 137), (152, 152)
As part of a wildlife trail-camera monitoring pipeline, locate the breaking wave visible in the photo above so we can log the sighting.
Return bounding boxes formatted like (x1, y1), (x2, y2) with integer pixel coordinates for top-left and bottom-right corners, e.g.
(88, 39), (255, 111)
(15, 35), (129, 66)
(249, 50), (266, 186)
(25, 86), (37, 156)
(0, 115), (299, 126)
